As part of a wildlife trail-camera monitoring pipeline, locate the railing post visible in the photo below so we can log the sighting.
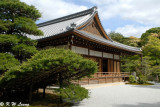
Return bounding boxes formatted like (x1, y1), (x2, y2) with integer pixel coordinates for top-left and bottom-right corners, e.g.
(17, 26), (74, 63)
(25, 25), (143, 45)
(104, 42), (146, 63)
(119, 73), (120, 82)
(105, 73), (107, 83)
(112, 73), (113, 83)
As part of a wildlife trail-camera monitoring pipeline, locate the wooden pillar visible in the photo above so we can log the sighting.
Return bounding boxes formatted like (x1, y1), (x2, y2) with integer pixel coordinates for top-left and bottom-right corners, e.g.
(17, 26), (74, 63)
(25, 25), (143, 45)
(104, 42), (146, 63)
(120, 54), (121, 72)
(88, 78), (90, 85)
(113, 54), (114, 72)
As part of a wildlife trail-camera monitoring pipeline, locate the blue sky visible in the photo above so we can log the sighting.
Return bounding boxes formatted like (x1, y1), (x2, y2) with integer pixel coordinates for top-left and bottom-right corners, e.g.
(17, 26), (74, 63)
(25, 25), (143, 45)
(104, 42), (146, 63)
(21, 0), (160, 38)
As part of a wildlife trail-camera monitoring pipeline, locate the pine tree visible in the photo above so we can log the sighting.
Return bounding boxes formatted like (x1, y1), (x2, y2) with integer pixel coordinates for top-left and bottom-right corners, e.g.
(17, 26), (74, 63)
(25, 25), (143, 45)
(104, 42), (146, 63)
(0, 0), (43, 64)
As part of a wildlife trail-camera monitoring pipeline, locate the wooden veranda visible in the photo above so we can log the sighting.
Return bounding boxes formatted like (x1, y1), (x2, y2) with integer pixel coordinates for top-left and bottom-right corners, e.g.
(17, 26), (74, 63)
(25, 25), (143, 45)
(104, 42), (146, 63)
(74, 72), (130, 85)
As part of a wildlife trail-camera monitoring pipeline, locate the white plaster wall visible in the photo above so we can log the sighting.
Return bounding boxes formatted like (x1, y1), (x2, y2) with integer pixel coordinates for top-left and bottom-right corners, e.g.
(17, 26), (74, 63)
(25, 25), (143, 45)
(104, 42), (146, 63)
(114, 54), (120, 60)
(90, 50), (102, 57)
(55, 45), (69, 49)
(71, 46), (88, 55)
(108, 53), (113, 58)
(103, 52), (109, 58)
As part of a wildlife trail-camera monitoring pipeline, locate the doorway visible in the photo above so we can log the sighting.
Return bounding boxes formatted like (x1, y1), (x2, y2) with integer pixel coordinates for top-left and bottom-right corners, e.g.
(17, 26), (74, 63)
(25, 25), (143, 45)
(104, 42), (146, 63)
(103, 59), (108, 72)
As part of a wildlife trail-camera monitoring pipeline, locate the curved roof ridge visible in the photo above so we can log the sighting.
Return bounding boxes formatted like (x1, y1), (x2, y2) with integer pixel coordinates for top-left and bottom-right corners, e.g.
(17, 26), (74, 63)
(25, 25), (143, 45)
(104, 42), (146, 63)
(74, 8), (97, 28)
(37, 6), (97, 27)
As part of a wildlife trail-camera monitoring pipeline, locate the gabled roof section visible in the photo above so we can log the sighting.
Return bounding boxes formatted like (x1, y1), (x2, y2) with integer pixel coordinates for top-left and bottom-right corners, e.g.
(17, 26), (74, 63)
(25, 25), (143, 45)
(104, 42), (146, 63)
(30, 6), (98, 40)
(77, 13), (112, 40)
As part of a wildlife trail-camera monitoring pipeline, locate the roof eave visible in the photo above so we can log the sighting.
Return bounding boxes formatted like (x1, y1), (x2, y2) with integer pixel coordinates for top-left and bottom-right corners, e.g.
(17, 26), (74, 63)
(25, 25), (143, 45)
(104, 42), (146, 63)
(73, 29), (142, 54)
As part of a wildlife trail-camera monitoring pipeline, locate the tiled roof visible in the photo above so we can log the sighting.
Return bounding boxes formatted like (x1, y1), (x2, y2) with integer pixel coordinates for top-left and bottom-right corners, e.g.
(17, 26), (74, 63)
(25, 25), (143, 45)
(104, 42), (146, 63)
(74, 30), (141, 52)
(29, 7), (97, 40)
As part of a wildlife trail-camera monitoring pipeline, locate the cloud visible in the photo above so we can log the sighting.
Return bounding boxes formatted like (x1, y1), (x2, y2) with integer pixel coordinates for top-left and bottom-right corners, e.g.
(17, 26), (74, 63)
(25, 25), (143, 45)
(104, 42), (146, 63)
(20, 0), (157, 38)
(105, 29), (111, 33)
(85, 0), (160, 26)
(21, 0), (88, 22)
(115, 25), (151, 38)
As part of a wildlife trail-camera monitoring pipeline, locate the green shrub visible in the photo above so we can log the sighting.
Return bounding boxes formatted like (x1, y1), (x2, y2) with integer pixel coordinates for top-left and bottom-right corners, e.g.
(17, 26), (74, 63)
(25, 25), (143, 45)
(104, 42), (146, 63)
(55, 84), (89, 102)
(138, 75), (147, 84)
(129, 75), (137, 83)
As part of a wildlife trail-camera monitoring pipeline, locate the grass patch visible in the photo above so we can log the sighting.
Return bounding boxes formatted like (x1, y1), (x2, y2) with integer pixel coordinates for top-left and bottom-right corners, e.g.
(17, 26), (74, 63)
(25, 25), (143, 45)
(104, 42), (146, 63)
(127, 82), (154, 85)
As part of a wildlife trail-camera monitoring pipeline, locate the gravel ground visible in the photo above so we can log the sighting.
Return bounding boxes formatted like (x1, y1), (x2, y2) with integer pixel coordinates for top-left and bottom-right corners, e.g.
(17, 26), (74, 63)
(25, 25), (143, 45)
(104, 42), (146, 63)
(73, 82), (160, 107)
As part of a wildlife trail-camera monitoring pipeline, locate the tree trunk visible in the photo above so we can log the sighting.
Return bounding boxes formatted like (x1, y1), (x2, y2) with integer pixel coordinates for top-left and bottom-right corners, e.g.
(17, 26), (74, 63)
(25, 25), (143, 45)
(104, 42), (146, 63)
(29, 83), (33, 104)
(59, 73), (63, 104)
(37, 88), (39, 95)
(43, 87), (46, 98)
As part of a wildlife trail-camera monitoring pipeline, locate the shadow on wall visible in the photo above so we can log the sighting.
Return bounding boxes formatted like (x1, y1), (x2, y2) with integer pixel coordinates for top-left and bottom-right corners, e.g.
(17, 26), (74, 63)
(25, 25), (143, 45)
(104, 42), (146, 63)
(114, 102), (160, 107)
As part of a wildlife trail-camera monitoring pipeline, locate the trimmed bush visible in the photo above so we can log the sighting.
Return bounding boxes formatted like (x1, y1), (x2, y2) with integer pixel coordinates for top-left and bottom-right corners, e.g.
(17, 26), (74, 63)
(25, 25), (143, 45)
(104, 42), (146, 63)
(129, 75), (137, 83)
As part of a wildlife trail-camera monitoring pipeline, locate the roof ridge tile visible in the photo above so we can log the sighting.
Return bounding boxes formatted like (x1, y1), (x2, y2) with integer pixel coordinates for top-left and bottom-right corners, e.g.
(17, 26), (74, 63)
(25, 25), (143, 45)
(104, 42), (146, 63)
(37, 6), (97, 27)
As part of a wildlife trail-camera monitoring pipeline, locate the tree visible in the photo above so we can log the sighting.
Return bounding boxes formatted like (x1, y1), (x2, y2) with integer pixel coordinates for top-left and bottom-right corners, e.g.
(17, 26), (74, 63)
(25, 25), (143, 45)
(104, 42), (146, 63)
(0, 48), (98, 102)
(109, 31), (124, 43)
(0, 0), (43, 62)
(109, 31), (140, 47)
(143, 36), (160, 65)
(141, 27), (160, 46)
(0, 0), (42, 35)
(151, 65), (160, 82)
(121, 55), (141, 73)
(143, 36), (160, 81)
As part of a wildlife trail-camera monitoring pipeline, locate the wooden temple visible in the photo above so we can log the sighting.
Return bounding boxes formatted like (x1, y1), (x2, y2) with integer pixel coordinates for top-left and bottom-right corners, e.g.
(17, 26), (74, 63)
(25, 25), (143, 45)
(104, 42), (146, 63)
(30, 6), (141, 84)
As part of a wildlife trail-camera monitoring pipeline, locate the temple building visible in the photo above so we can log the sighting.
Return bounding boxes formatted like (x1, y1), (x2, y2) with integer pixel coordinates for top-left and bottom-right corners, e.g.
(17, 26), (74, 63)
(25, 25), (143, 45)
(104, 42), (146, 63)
(30, 6), (141, 84)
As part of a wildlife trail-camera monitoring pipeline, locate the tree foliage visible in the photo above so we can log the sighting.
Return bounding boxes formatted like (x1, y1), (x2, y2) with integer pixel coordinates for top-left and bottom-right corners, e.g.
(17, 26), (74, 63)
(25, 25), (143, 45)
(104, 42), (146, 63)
(109, 31), (124, 43)
(0, 48), (98, 100)
(0, 0), (42, 35)
(121, 55), (141, 73)
(141, 27), (160, 46)
(129, 75), (137, 83)
(109, 32), (140, 47)
(143, 36), (160, 65)
(0, 0), (43, 63)
(142, 36), (160, 81)
(0, 53), (19, 75)
(55, 84), (89, 102)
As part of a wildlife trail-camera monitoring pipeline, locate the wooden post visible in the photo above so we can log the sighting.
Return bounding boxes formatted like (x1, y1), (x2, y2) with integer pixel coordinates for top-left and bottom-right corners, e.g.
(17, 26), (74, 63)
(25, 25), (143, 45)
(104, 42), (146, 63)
(112, 73), (113, 83)
(98, 78), (99, 84)
(113, 54), (114, 73)
(105, 74), (106, 83)
(88, 78), (90, 85)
